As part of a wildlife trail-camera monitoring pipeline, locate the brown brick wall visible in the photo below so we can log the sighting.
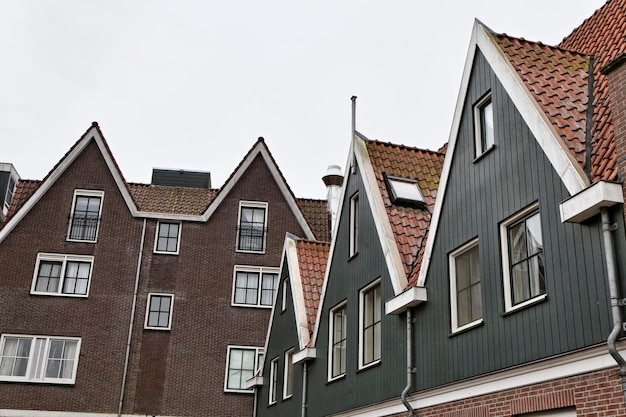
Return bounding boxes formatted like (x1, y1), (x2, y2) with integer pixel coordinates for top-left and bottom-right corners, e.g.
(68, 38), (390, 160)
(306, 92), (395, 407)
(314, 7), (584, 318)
(0, 142), (312, 417)
(385, 367), (626, 417)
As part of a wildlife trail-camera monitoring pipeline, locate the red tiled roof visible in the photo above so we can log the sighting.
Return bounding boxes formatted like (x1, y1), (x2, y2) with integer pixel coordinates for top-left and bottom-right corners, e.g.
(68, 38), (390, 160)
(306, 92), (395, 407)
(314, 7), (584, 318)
(295, 239), (329, 341)
(559, 0), (626, 181)
(128, 183), (216, 215)
(2, 179), (42, 224)
(297, 198), (329, 241)
(493, 0), (626, 182)
(364, 140), (445, 286)
(494, 35), (590, 169)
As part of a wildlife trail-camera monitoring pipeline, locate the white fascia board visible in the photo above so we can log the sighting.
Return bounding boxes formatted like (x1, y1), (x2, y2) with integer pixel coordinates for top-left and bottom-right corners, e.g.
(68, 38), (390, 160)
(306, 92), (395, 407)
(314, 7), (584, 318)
(354, 133), (408, 295)
(245, 375), (264, 389)
(385, 286), (428, 315)
(417, 20), (589, 287)
(326, 344), (625, 417)
(201, 144), (315, 239)
(560, 181), (623, 223)
(286, 236), (312, 350)
(0, 127), (138, 244)
(293, 347), (316, 364)
(134, 211), (205, 222)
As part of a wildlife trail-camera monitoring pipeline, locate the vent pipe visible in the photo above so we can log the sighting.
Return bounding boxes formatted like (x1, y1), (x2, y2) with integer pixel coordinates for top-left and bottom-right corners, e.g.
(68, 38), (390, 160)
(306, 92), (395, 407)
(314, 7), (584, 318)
(322, 165), (343, 232)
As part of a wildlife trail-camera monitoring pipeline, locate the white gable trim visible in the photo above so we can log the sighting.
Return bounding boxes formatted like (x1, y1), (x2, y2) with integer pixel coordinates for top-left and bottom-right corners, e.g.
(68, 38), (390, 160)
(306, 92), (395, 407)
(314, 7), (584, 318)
(417, 20), (589, 286)
(285, 236), (312, 350)
(200, 143), (315, 239)
(354, 133), (408, 295)
(0, 126), (138, 244)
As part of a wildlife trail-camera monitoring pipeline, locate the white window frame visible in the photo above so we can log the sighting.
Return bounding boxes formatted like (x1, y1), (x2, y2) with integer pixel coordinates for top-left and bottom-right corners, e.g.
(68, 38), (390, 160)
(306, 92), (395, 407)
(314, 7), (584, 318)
(283, 348), (294, 399)
(3, 175), (16, 215)
(501, 202), (546, 312)
(328, 301), (347, 381)
(144, 293), (174, 330)
(269, 356), (279, 404)
(67, 189), (104, 243)
(474, 92), (495, 156)
(236, 201), (268, 254)
(224, 345), (263, 393)
(153, 221), (181, 255)
(386, 176), (425, 205)
(0, 334), (81, 384)
(281, 277), (288, 312)
(231, 265), (279, 308)
(31, 253), (94, 297)
(359, 279), (382, 370)
(349, 192), (359, 257)
(450, 238), (483, 333)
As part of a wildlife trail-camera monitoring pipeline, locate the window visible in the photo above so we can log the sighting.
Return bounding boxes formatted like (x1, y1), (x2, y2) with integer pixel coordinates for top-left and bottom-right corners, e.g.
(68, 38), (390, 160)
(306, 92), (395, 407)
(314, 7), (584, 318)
(154, 222), (181, 254)
(283, 348), (294, 399)
(0, 334), (81, 384)
(349, 193), (359, 257)
(232, 266), (279, 308)
(145, 293), (174, 330)
(31, 253), (93, 297)
(269, 357), (279, 404)
(359, 280), (381, 368)
(386, 175), (425, 206)
(3, 176), (16, 214)
(281, 277), (288, 312)
(450, 239), (482, 332)
(237, 202), (268, 252)
(329, 302), (347, 379)
(68, 190), (103, 242)
(501, 203), (545, 311)
(225, 346), (263, 392)
(474, 93), (494, 156)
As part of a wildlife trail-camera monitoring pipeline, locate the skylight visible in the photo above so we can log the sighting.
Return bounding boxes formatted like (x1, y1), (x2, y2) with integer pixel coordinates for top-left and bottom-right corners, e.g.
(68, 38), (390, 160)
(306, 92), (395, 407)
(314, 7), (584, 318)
(387, 176), (425, 206)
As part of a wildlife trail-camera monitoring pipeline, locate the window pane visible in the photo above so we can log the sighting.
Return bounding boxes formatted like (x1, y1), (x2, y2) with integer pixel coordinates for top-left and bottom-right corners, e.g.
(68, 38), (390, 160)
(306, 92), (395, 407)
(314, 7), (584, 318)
(227, 348), (255, 390)
(69, 195), (101, 241)
(35, 261), (62, 293)
(454, 244), (481, 327)
(481, 101), (494, 149)
(234, 271), (260, 305)
(157, 223), (180, 252)
(147, 295), (172, 328)
(362, 285), (381, 365)
(507, 210), (544, 306)
(238, 207), (266, 251)
(62, 261), (91, 295)
(260, 273), (278, 306)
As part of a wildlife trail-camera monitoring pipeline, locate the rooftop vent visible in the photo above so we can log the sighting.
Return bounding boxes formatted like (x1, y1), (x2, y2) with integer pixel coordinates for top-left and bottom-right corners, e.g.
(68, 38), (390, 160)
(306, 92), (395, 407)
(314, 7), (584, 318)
(151, 168), (211, 189)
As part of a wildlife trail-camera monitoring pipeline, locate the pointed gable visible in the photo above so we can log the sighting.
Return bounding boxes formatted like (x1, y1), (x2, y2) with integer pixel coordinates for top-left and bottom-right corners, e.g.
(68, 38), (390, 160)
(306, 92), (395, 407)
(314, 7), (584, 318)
(364, 140), (444, 286)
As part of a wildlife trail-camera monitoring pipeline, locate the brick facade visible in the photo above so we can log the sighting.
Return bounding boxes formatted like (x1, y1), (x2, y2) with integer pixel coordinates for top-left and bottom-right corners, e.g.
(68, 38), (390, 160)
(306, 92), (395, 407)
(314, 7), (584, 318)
(0, 131), (323, 417)
(385, 367), (626, 417)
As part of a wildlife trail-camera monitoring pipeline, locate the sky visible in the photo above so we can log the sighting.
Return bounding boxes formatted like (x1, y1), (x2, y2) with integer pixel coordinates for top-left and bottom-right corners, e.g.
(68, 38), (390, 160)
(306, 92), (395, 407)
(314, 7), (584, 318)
(1, 0), (606, 199)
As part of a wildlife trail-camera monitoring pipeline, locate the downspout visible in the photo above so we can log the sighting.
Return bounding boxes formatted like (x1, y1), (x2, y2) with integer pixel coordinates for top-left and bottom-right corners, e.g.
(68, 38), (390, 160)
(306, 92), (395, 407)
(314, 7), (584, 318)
(601, 207), (626, 404)
(118, 218), (147, 417)
(253, 387), (258, 417)
(301, 361), (308, 417)
(401, 308), (415, 417)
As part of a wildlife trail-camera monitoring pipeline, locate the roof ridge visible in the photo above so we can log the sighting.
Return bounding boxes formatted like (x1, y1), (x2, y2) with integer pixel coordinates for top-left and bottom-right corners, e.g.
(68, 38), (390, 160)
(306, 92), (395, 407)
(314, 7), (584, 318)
(495, 31), (593, 58)
(366, 138), (446, 155)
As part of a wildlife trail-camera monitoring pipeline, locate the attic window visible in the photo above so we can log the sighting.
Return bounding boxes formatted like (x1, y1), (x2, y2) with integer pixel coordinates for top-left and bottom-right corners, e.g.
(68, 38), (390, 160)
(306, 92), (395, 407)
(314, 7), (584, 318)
(386, 175), (425, 206)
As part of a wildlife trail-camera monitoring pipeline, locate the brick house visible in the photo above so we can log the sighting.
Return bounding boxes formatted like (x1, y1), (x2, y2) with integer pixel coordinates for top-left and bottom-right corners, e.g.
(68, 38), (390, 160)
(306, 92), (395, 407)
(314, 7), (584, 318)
(0, 122), (328, 417)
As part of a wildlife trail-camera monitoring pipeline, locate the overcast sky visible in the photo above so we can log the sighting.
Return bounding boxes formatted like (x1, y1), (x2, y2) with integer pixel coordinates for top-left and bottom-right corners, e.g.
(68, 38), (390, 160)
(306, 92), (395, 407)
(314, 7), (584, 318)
(1, 0), (605, 199)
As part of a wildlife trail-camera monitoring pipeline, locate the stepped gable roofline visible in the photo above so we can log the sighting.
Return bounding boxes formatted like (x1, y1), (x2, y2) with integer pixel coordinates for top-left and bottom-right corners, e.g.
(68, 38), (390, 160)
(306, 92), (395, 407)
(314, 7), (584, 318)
(416, 18), (597, 287)
(0, 123), (140, 244)
(201, 137), (316, 240)
(262, 234), (329, 363)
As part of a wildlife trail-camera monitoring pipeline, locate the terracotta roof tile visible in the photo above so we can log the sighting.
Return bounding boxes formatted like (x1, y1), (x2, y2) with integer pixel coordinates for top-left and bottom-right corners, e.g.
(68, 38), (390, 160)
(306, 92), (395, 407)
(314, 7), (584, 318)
(297, 198), (329, 241)
(295, 239), (330, 341)
(494, 34), (590, 170)
(2, 180), (41, 225)
(364, 140), (445, 287)
(128, 183), (216, 215)
(558, 0), (626, 181)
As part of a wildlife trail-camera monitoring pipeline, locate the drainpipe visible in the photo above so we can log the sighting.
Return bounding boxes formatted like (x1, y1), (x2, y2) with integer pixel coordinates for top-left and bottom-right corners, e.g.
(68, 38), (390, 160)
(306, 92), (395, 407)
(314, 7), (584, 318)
(601, 207), (626, 404)
(301, 361), (308, 417)
(401, 308), (415, 417)
(118, 218), (147, 417)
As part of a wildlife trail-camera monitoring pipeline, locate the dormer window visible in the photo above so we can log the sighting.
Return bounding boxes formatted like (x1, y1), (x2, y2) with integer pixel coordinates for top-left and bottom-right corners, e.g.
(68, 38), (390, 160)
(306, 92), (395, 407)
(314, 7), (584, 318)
(385, 175), (425, 206)
(67, 190), (103, 243)
(3, 176), (16, 215)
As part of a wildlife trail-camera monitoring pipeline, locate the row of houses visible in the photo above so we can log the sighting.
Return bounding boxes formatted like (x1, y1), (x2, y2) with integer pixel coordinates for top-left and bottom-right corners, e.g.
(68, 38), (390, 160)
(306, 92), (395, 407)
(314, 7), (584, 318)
(1, 0), (626, 416)
(249, 1), (626, 416)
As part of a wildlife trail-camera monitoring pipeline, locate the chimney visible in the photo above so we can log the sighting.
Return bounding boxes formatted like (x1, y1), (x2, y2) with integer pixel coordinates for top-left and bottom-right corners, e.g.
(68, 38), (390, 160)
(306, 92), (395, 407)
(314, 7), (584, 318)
(322, 165), (343, 232)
